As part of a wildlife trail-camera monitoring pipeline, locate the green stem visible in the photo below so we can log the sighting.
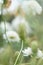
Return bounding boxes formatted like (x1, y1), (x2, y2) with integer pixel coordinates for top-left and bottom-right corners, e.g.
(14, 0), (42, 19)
(14, 41), (23, 65)
(4, 21), (10, 44)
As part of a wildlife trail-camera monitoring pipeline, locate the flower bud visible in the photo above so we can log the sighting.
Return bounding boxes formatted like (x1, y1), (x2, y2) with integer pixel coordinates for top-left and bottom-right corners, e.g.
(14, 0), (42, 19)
(31, 40), (38, 53)
(12, 15), (31, 40)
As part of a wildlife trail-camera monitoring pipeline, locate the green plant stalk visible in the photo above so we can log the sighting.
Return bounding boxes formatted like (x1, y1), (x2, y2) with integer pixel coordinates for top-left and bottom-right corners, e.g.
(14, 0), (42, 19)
(14, 41), (23, 65)
(1, 2), (11, 45)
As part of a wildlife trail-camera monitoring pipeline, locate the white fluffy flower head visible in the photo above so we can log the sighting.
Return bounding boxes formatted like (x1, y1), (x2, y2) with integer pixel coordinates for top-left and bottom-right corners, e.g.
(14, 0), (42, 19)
(21, 0), (42, 15)
(3, 31), (20, 42)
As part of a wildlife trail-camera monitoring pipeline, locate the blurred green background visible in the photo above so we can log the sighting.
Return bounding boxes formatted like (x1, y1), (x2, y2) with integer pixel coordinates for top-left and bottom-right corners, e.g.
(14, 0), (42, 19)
(0, 0), (43, 65)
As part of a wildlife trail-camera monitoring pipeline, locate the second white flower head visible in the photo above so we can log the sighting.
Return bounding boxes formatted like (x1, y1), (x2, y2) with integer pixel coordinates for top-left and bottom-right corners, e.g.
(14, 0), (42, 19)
(3, 31), (20, 42)
(21, 0), (42, 15)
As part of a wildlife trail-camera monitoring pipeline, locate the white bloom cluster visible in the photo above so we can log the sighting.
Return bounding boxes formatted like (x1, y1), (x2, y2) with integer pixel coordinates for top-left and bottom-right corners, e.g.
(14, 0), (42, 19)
(0, 0), (42, 16)
(22, 47), (43, 59)
(2, 0), (42, 43)
(3, 31), (20, 42)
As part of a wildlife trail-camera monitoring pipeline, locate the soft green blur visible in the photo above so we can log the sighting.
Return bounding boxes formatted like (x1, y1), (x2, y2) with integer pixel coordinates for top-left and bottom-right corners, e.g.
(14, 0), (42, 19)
(0, 0), (43, 65)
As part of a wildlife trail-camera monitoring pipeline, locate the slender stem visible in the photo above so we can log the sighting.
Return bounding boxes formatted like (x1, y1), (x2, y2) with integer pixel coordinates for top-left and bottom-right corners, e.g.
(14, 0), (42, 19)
(1, 2), (10, 44)
(4, 21), (10, 44)
(14, 41), (23, 65)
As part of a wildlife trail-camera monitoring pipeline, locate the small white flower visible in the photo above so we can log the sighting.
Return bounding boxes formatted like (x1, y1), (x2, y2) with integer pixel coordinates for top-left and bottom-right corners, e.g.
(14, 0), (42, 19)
(21, 0), (42, 15)
(22, 47), (43, 59)
(3, 31), (20, 42)
(22, 47), (32, 56)
(12, 15), (31, 35)
(37, 49), (43, 59)
(0, 22), (12, 33)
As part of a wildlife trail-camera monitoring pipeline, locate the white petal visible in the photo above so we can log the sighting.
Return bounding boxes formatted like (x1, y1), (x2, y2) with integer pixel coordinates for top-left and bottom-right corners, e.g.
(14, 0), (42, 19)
(37, 49), (43, 58)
